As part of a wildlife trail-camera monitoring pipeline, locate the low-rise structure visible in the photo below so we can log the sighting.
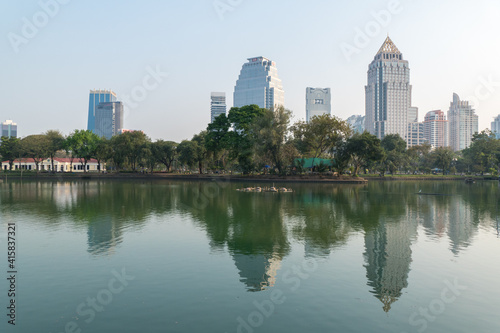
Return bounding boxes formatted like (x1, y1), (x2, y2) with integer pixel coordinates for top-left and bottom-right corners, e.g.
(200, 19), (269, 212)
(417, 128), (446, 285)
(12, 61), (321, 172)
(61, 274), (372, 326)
(2, 158), (105, 172)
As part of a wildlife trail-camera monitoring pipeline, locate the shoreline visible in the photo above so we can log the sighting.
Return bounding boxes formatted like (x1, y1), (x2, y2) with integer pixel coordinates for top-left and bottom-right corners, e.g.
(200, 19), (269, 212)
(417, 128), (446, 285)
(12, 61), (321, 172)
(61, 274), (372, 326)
(1, 173), (498, 183)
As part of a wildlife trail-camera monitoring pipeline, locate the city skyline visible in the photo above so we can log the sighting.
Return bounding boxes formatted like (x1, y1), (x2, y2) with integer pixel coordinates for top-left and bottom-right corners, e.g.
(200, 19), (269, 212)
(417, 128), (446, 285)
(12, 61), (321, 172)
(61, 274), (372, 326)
(2, 0), (500, 142)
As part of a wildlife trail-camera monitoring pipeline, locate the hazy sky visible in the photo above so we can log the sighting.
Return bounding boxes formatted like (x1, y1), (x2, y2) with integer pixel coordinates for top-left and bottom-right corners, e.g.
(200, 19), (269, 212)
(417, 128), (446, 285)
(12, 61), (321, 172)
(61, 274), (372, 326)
(2, 0), (500, 142)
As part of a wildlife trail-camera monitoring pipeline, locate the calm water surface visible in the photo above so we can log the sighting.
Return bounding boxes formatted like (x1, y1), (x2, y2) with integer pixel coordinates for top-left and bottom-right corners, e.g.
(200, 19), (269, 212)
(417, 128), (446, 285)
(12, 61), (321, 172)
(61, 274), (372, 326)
(0, 180), (499, 333)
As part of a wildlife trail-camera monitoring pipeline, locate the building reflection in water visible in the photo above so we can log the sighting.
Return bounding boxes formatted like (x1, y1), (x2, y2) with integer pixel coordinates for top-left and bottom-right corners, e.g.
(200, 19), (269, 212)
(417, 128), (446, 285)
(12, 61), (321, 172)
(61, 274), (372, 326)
(364, 213), (417, 312)
(232, 254), (281, 292)
(87, 216), (122, 256)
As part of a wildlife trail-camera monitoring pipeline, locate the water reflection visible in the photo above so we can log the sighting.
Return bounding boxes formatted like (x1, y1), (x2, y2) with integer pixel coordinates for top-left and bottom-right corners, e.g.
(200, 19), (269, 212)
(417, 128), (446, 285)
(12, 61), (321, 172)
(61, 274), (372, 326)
(1, 180), (498, 307)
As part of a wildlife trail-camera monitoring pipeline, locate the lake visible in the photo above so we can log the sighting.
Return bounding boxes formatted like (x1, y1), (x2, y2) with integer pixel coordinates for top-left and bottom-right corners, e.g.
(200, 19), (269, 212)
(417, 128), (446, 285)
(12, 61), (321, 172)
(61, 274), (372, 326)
(0, 179), (499, 333)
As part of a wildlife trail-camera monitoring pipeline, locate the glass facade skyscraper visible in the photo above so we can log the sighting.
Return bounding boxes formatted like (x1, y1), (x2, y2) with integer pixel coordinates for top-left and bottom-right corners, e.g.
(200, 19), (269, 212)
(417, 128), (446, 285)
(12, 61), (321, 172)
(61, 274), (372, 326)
(1, 120), (17, 138)
(94, 102), (124, 139)
(88, 90), (117, 132)
(210, 92), (226, 123)
(233, 57), (284, 109)
(365, 37), (412, 141)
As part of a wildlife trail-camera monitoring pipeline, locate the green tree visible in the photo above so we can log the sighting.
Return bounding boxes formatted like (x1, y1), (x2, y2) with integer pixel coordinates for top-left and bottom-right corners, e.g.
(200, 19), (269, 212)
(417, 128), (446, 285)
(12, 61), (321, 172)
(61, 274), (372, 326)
(462, 130), (500, 174)
(45, 130), (65, 172)
(292, 114), (352, 168)
(20, 135), (50, 172)
(251, 106), (293, 175)
(191, 131), (208, 174)
(429, 147), (455, 175)
(177, 140), (198, 171)
(346, 132), (384, 176)
(227, 105), (266, 173)
(152, 140), (177, 172)
(0, 137), (20, 171)
(381, 134), (407, 174)
(68, 130), (100, 172)
(94, 137), (112, 172)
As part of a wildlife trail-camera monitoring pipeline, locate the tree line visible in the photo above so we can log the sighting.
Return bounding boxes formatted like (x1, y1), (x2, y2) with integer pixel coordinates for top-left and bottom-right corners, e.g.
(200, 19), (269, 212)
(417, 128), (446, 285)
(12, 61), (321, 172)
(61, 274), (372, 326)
(1, 105), (499, 176)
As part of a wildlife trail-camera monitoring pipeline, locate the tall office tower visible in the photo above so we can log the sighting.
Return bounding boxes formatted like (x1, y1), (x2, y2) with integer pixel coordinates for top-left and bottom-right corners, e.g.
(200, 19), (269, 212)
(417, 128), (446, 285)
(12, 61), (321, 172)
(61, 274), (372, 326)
(448, 93), (478, 151)
(94, 102), (124, 139)
(407, 122), (425, 148)
(233, 57), (284, 109)
(346, 115), (366, 133)
(88, 89), (117, 132)
(1, 120), (17, 138)
(365, 37), (412, 141)
(491, 115), (500, 139)
(407, 106), (418, 123)
(424, 110), (449, 149)
(210, 92), (227, 123)
(306, 88), (331, 122)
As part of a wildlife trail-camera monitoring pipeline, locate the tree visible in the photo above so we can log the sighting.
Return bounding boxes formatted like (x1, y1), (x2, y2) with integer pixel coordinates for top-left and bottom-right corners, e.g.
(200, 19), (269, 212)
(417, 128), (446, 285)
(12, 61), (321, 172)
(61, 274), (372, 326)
(94, 137), (112, 172)
(406, 143), (431, 174)
(381, 134), (407, 174)
(20, 135), (50, 172)
(462, 130), (500, 174)
(0, 137), (20, 171)
(152, 140), (177, 172)
(191, 131), (208, 174)
(177, 140), (198, 171)
(429, 147), (455, 175)
(292, 114), (352, 168)
(68, 130), (100, 172)
(227, 105), (266, 173)
(346, 132), (384, 176)
(251, 106), (292, 175)
(45, 130), (65, 172)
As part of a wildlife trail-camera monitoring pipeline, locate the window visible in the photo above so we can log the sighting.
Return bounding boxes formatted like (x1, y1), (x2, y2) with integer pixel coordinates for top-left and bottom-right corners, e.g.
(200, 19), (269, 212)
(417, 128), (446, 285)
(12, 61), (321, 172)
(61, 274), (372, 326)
(315, 99), (324, 105)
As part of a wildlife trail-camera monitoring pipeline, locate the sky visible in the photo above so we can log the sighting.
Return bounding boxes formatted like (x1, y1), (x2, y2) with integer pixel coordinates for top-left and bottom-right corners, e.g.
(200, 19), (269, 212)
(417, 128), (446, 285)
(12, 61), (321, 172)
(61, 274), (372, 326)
(1, 0), (500, 142)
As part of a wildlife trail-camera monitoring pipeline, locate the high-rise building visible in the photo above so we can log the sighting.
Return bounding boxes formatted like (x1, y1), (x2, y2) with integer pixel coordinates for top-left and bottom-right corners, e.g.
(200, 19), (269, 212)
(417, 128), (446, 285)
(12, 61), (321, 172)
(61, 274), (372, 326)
(424, 110), (448, 149)
(448, 93), (478, 151)
(233, 57), (284, 109)
(306, 88), (331, 122)
(365, 37), (412, 141)
(88, 89), (117, 132)
(94, 102), (123, 139)
(407, 122), (425, 148)
(1, 120), (17, 138)
(210, 92), (227, 123)
(491, 115), (500, 139)
(346, 115), (366, 133)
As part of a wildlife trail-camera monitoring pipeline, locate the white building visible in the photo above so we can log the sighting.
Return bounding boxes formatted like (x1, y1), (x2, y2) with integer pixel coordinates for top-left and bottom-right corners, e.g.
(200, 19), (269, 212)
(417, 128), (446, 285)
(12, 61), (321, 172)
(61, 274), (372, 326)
(424, 110), (448, 149)
(306, 88), (331, 122)
(2, 158), (105, 172)
(448, 93), (478, 151)
(233, 57), (284, 109)
(95, 102), (123, 139)
(346, 115), (366, 133)
(365, 37), (412, 141)
(491, 115), (500, 139)
(210, 92), (227, 123)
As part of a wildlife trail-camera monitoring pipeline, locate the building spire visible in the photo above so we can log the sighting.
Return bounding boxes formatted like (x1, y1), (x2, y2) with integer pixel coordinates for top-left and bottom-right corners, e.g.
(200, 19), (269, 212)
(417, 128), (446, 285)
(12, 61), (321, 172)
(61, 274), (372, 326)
(377, 36), (401, 55)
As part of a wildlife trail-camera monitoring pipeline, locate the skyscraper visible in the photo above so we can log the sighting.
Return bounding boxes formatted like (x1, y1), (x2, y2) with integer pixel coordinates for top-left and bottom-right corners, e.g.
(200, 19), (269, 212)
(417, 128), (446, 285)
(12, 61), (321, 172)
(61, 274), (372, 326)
(448, 93), (478, 151)
(365, 37), (412, 141)
(306, 87), (331, 122)
(210, 92), (227, 123)
(1, 120), (17, 138)
(346, 115), (366, 133)
(233, 57), (284, 109)
(94, 102), (124, 139)
(88, 89), (117, 132)
(424, 110), (448, 149)
(491, 115), (500, 139)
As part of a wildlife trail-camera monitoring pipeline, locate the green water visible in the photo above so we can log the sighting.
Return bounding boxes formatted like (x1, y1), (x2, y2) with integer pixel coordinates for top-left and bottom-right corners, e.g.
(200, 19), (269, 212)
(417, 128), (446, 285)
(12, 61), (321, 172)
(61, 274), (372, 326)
(0, 180), (499, 333)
